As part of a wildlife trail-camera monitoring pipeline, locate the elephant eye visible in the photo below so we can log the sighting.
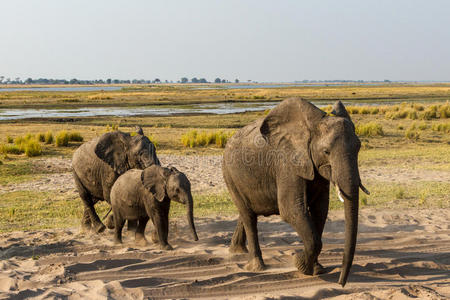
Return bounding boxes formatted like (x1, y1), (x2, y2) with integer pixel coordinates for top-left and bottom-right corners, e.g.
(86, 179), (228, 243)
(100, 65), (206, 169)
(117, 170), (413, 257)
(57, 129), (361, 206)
(324, 149), (330, 155)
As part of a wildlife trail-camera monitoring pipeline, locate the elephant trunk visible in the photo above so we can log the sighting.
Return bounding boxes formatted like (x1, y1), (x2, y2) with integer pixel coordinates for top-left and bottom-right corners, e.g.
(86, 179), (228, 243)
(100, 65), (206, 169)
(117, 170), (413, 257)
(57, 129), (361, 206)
(333, 156), (360, 287)
(185, 193), (198, 241)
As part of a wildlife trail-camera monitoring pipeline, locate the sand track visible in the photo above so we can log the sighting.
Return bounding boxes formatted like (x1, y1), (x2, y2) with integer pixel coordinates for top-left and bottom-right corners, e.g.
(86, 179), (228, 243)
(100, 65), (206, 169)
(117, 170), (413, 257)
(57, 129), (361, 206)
(0, 209), (449, 299)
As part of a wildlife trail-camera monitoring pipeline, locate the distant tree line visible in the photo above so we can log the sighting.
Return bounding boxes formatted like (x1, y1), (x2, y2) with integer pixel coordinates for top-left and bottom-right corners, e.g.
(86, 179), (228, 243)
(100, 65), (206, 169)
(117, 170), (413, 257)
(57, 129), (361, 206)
(0, 76), (173, 85)
(0, 76), (244, 85)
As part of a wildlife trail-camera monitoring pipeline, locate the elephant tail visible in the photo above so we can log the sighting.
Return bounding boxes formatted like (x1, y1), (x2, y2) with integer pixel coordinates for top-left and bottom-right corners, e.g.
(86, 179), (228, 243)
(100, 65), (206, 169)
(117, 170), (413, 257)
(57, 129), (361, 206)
(102, 207), (112, 221)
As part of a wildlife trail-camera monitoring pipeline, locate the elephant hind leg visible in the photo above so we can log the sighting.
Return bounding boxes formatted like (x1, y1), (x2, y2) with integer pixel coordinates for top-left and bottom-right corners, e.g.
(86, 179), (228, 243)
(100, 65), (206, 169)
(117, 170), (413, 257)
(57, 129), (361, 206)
(73, 172), (105, 233)
(135, 216), (149, 246)
(229, 218), (248, 254)
(228, 188), (264, 270)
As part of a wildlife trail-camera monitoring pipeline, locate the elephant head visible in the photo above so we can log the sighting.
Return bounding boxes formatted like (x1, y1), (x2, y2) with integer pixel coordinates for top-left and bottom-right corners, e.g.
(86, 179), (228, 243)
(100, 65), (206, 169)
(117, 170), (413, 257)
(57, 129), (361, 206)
(94, 126), (160, 175)
(260, 98), (368, 286)
(141, 165), (199, 241)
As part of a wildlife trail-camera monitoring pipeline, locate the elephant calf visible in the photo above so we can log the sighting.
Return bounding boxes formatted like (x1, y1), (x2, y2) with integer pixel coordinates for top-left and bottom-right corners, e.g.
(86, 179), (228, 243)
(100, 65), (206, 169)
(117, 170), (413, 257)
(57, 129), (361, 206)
(110, 165), (198, 249)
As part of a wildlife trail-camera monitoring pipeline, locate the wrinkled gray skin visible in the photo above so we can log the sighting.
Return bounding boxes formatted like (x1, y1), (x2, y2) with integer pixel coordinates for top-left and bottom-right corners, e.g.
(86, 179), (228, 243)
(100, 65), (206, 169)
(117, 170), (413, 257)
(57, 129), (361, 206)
(222, 98), (369, 287)
(110, 165), (198, 249)
(72, 127), (160, 233)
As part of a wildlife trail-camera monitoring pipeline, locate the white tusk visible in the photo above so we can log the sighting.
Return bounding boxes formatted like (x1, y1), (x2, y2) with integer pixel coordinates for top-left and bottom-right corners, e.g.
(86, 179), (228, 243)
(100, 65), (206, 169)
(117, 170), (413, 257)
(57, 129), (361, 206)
(335, 185), (345, 203)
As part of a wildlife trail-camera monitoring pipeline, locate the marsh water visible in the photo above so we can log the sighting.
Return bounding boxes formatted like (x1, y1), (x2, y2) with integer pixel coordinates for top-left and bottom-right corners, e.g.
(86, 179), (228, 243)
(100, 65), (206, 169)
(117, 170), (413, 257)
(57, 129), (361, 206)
(0, 102), (277, 120)
(0, 101), (392, 120)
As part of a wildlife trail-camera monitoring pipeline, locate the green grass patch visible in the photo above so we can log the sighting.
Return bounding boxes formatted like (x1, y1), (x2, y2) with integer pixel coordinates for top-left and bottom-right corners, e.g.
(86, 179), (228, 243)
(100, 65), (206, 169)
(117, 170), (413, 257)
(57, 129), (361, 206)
(0, 159), (35, 185)
(329, 181), (449, 209)
(0, 190), (110, 232)
(170, 192), (236, 218)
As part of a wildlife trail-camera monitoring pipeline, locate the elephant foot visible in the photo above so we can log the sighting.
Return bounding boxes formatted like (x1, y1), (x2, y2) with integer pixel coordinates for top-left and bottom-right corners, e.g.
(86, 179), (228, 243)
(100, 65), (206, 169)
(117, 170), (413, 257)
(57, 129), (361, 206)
(294, 251), (314, 275)
(80, 222), (92, 233)
(313, 261), (326, 275)
(114, 238), (123, 245)
(135, 235), (148, 247)
(244, 257), (265, 272)
(229, 244), (248, 254)
(94, 222), (106, 233)
(151, 231), (159, 244)
(158, 243), (173, 251)
(135, 238), (149, 247)
(105, 215), (115, 230)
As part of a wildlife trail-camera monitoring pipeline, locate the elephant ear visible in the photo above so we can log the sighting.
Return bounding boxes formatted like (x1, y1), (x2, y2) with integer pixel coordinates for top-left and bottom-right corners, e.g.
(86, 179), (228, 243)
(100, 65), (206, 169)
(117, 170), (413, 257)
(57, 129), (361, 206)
(260, 97), (325, 180)
(135, 126), (144, 136)
(94, 131), (131, 175)
(141, 165), (171, 202)
(331, 101), (355, 129)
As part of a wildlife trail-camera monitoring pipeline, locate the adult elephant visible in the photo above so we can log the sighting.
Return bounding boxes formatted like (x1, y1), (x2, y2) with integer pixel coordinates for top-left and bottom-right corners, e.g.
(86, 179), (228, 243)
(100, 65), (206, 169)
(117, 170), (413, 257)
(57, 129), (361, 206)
(72, 126), (160, 233)
(222, 98), (369, 287)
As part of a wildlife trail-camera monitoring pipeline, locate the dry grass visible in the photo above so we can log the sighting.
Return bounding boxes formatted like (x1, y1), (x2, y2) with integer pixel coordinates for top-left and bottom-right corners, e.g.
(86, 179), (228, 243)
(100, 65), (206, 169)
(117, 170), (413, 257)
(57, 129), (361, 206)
(2, 84), (450, 109)
(181, 130), (235, 148)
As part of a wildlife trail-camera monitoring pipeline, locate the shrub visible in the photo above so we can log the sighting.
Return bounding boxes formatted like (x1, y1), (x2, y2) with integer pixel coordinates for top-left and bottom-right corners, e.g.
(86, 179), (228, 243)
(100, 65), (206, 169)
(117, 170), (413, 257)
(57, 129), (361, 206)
(355, 122), (384, 137)
(405, 128), (420, 140)
(418, 123), (428, 130)
(24, 139), (42, 157)
(0, 144), (22, 155)
(407, 110), (418, 120)
(147, 134), (158, 148)
(37, 133), (46, 142)
(68, 132), (83, 142)
(438, 103), (450, 118)
(55, 130), (70, 147)
(6, 135), (13, 143)
(420, 105), (438, 120)
(370, 108), (379, 114)
(413, 103), (425, 111)
(44, 131), (54, 144)
(360, 107), (371, 114)
(181, 130), (234, 148)
(432, 123), (450, 133)
(395, 187), (405, 199)
(181, 130), (198, 148)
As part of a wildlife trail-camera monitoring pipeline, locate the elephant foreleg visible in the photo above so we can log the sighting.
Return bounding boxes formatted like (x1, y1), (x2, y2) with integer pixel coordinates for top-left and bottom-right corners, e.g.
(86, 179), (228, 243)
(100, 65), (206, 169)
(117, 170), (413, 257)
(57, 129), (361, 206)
(229, 218), (248, 254)
(278, 182), (321, 276)
(152, 207), (173, 251)
(307, 178), (330, 275)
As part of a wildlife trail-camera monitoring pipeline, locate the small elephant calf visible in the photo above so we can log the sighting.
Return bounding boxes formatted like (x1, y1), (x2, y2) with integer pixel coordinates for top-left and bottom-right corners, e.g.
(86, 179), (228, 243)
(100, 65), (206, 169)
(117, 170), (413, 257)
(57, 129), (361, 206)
(110, 165), (198, 249)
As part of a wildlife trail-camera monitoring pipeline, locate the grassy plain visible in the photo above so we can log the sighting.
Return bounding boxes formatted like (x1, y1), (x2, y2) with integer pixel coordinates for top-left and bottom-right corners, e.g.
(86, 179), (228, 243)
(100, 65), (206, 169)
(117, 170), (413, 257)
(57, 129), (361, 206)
(0, 84), (449, 232)
(2, 83), (450, 108)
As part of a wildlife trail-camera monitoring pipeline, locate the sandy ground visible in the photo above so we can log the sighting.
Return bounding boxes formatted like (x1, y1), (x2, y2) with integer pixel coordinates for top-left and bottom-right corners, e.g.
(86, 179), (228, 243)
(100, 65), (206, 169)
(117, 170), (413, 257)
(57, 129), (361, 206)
(0, 209), (449, 299)
(1, 155), (450, 194)
(0, 156), (449, 299)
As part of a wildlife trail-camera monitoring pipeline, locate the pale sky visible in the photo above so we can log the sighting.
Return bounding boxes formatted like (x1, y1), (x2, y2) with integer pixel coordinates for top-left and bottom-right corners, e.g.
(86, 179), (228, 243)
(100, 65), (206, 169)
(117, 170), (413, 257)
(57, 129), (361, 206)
(1, 0), (449, 82)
